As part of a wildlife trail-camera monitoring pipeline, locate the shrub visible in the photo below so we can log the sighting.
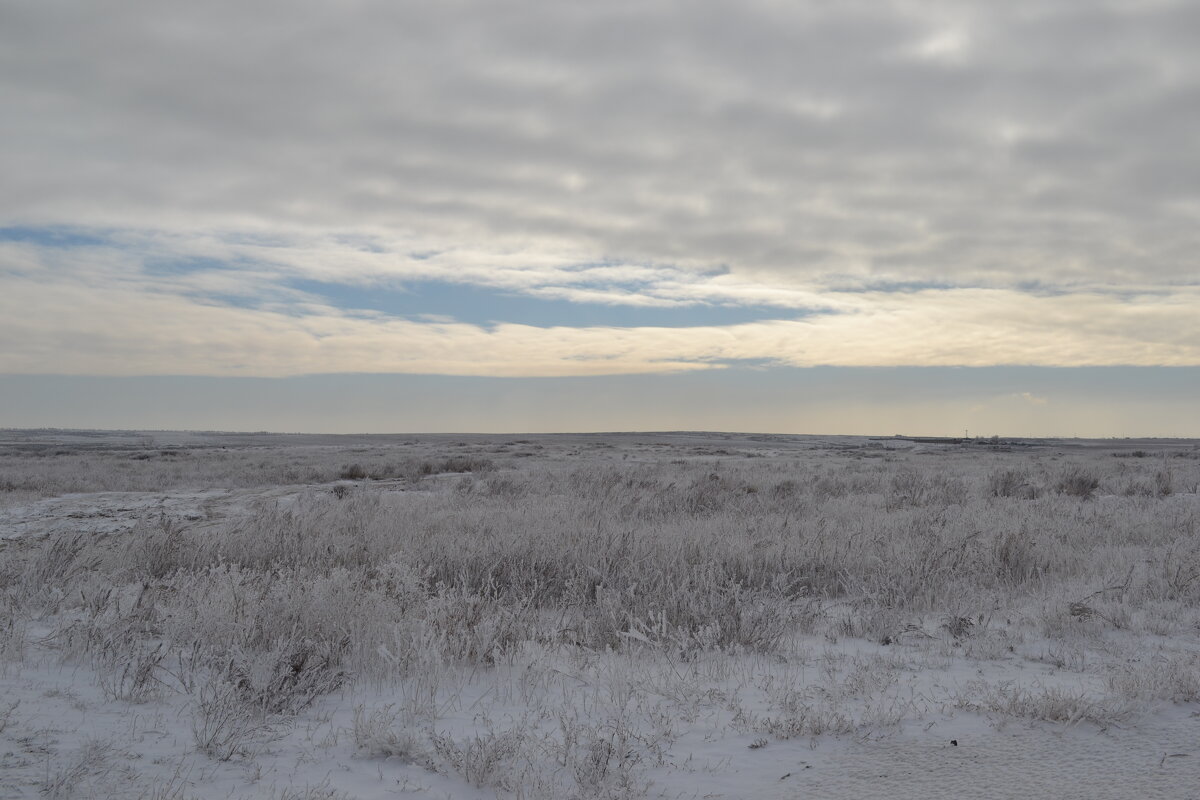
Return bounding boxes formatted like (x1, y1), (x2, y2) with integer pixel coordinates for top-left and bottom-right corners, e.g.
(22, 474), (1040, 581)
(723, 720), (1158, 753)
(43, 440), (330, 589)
(418, 456), (495, 476)
(222, 635), (350, 715)
(41, 738), (118, 799)
(1054, 466), (1100, 498)
(339, 464), (368, 480)
(95, 641), (168, 703)
(431, 727), (529, 791)
(1154, 469), (1173, 497)
(992, 529), (1040, 585)
(1105, 653), (1200, 702)
(888, 469), (966, 509)
(351, 704), (430, 762)
(190, 678), (282, 761)
(987, 468), (1035, 498)
(953, 681), (1132, 726)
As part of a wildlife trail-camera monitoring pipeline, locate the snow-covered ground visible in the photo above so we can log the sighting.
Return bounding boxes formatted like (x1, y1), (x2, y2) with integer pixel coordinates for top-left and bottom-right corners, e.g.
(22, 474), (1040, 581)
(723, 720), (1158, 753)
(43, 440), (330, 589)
(5, 643), (1199, 799)
(1, 431), (1198, 798)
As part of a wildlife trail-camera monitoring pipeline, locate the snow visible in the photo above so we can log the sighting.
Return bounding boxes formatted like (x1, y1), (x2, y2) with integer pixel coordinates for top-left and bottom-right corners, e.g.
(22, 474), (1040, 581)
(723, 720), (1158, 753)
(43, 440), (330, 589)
(2, 433), (1199, 798)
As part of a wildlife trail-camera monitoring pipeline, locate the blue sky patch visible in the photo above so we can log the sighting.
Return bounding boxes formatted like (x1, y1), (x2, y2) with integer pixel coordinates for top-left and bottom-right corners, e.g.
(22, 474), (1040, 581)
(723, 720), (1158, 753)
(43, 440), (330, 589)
(287, 278), (815, 327)
(0, 225), (112, 248)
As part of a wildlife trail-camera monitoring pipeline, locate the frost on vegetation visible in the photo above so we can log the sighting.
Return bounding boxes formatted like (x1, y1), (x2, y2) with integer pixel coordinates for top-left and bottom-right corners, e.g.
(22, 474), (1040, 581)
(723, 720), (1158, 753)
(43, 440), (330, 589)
(2, 435), (1200, 795)
(987, 468), (1038, 499)
(220, 635), (351, 715)
(743, 655), (914, 741)
(190, 678), (278, 761)
(430, 727), (530, 791)
(0, 599), (25, 664)
(40, 737), (125, 800)
(266, 783), (357, 800)
(1054, 465), (1102, 499)
(351, 703), (430, 763)
(0, 698), (19, 734)
(952, 680), (1137, 727)
(887, 468), (968, 509)
(553, 716), (650, 800)
(1105, 652), (1200, 703)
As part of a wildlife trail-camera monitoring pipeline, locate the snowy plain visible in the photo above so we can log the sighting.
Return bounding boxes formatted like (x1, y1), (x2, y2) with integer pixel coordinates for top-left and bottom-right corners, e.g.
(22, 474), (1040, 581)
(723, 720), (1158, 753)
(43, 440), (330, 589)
(1, 429), (1199, 799)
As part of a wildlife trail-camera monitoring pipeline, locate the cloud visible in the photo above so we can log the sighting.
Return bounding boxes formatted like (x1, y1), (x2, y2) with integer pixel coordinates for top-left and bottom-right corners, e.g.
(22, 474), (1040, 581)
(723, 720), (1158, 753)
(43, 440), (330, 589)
(3, 245), (1198, 377)
(2, 0), (1199, 290)
(2, 1), (1198, 380)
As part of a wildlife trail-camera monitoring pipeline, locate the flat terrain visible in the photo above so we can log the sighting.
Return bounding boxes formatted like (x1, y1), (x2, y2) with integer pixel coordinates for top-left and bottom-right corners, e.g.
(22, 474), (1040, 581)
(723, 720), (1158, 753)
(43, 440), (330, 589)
(1, 430), (1199, 798)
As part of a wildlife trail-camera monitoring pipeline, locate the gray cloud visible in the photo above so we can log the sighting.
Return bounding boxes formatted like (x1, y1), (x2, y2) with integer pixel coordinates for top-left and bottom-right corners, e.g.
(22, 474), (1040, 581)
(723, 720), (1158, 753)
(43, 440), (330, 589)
(3, 0), (1198, 290)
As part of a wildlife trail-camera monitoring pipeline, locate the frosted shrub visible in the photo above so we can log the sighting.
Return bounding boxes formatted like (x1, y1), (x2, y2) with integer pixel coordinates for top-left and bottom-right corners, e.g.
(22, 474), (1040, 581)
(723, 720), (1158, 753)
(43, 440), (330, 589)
(431, 727), (530, 791)
(1105, 652), (1200, 702)
(954, 681), (1134, 726)
(338, 463), (368, 480)
(120, 517), (192, 580)
(40, 737), (119, 800)
(422, 455), (494, 474)
(222, 635), (350, 715)
(94, 640), (168, 703)
(1154, 469), (1173, 497)
(162, 565), (404, 680)
(578, 564), (804, 652)
(22, 533), (102, 613)
(992, 528), (1041, 585)
(421, 586), (542, 664)
(987, 468), (1036, 498)
(887, 468), (967, 509)
(1055, 465), (1101, 498)
(190, 677), (281, 761)
(1150, 549), (1200, 602)
(555, 716), (647, 798)
(0, 596), (25, 663)
(351, 704), (430, 762)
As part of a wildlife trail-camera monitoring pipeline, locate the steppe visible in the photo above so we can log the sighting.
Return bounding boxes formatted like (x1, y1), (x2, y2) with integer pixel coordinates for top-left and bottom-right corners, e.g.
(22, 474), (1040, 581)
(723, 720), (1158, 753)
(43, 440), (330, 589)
(2, 429), (1199, 799)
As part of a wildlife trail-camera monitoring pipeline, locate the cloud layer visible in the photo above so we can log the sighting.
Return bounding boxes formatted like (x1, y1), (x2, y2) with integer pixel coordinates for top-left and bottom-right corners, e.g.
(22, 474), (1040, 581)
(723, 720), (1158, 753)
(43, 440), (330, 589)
(4, 233), (1198, 377)
(2, 0), (1198, 377)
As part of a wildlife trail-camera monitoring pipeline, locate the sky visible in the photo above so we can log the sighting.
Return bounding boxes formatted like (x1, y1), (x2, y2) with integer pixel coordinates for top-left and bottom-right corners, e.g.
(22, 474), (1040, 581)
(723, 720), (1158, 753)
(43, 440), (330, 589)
(1, 0), (1198, 436)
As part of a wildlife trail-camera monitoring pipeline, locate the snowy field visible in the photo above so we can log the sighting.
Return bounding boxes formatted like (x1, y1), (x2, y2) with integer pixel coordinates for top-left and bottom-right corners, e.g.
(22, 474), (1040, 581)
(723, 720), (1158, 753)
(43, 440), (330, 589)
(1, 429), (1199, 799)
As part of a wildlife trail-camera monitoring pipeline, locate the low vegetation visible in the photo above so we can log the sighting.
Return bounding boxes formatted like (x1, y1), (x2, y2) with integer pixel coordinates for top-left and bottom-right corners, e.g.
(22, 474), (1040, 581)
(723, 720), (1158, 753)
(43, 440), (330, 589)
(1, 432), (1198, 797)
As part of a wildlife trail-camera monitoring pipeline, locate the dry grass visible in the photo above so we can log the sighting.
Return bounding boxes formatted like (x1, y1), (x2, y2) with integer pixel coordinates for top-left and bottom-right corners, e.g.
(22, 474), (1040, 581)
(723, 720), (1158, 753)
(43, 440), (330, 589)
(2, 432), (1199, 794)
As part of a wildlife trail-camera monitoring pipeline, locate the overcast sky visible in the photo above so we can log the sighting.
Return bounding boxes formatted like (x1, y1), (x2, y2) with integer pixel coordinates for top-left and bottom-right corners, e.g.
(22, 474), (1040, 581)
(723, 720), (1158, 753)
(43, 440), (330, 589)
(2, 0), (1198, 435)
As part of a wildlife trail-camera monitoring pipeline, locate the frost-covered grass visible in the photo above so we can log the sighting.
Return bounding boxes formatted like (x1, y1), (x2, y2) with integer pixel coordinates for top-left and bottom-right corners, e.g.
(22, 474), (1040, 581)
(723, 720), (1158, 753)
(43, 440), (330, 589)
(1, 432), (1199, 798)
